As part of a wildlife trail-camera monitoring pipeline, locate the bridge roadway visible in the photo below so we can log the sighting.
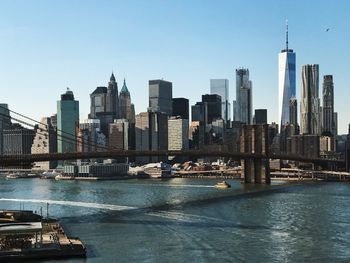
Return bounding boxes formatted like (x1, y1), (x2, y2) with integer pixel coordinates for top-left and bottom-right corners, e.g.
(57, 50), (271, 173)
(0, 150), (344, 166)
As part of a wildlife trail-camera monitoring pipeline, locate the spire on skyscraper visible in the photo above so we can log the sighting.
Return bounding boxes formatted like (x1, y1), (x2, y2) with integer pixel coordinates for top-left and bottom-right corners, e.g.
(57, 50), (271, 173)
(286, 19), (289, 51)
(110, 72), (116, 82)
(121, 78), (129, 93)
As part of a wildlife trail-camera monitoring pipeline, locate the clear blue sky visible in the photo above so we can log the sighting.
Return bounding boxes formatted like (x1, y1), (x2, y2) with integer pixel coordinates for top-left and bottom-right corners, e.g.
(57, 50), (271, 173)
(1, 0), (349, 133)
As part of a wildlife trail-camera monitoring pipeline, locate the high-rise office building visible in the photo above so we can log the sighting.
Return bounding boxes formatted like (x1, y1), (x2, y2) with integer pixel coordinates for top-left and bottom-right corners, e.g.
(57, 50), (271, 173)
(3, 124), (35, 156)
(235, 68), (252, 124)
(300, 64), (321, 135)
(135, 111), (168, 164)
(119, 79), (135, 124)
(109, 119), (129, 150)
(210, 79), (230, 122)
(0, 104), (11, 154)
(57, 88), (79, 153)
(278, 22), (296, 130)
(89, 73), (120, 137)
(201, 94), (221, 124)
(106, 72), (119, 119)
(322, 75), (336, 136)
(168, 117), (189, 150)
(172, 98), (189, 120)
(78, 119), (106, 152)
(148, 80), (172, 115)
(254, 109), (267, 124)
(31, 117), (57, 170)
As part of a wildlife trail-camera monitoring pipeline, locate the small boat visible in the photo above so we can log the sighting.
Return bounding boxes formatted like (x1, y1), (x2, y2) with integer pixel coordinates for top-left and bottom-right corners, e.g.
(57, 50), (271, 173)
(6, 172), (28, 179)
(55, 174), (74, 180)
(27, 173), (40, 178)
(214, 181), (231, 189)
(41, 170), (62, 179)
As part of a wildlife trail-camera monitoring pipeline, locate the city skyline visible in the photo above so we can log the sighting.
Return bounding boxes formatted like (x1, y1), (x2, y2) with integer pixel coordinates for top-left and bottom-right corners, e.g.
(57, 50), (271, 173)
(0, 1), (350, 133)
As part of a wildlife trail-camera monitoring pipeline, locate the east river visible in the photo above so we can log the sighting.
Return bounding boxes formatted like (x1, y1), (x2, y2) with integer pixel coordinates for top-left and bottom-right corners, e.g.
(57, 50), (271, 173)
(1, 177), (350, 262)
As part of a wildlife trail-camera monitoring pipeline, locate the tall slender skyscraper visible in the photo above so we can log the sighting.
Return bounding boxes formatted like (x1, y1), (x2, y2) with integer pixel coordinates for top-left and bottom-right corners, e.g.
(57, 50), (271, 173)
(57, 88), (79, 153)
(278, 22), (296, 130)
(322, 75), (335, 136)
(106, 72), (119, 119)
(235, 68), (252, 124)
(210, 79), (230, 122)
(300, 64), (321, 135)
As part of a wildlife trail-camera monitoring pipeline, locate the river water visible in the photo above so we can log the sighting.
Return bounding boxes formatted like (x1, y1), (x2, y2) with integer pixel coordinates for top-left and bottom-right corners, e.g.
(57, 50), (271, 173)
(1, 177), (350, 263)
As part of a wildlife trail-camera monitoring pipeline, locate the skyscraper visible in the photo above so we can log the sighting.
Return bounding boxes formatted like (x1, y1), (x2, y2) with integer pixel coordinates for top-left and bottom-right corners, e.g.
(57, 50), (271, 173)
(300, 64), (321, 135)
(322, 75), (335, 136)
(235, 68), (252, 124)
(31, 117), (57, 170)
(289, 97), (298, 132)
(135, 111), (168, 164)
(57, 88), (79, 153)
(148, 79), (172, 115)
(168, 117), (189, 150)
(172, 98), (189, 120)
(119, 79), (135, 124)
(278, 22), (296, 129)
(210, 79), (230, 122)
(106, 72), (119, 119)
(254, 109), (267, 124)
(89, 73), (120, 137)
(0, 104), (11, 154)
(201, 94), (222, 124)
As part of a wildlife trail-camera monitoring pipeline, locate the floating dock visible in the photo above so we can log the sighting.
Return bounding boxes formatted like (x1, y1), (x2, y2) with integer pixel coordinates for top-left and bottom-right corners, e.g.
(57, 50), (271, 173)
(0, 210), (86, 261)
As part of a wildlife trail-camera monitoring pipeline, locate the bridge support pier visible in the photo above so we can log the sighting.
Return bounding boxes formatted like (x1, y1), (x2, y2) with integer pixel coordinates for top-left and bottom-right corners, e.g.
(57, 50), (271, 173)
(240, 125), (270, 184)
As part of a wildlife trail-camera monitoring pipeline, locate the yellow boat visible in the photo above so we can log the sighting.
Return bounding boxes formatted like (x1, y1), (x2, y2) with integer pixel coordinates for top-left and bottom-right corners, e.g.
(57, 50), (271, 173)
(214, 181), (231, 189)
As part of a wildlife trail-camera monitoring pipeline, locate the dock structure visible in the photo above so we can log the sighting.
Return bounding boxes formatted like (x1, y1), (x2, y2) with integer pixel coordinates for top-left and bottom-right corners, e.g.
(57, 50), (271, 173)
(0, 210), (86, 261)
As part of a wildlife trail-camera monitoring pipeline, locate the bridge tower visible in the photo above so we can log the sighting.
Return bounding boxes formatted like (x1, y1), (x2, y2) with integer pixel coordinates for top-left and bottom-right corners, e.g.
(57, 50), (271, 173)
(240, 124), (270, 184)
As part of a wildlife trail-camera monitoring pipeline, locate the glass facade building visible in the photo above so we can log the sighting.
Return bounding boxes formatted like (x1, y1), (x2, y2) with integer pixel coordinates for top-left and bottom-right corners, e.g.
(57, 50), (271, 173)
(210, 79), (230, 122)
(278, 24), (296, 129)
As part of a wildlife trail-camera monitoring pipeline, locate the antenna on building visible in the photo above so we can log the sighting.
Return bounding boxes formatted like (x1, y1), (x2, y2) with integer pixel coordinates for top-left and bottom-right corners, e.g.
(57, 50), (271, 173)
(286, 19), (289, 51)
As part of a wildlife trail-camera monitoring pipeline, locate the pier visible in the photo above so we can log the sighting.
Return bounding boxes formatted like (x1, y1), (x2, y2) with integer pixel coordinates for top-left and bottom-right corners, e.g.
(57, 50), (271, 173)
(0, 210), (86, 261)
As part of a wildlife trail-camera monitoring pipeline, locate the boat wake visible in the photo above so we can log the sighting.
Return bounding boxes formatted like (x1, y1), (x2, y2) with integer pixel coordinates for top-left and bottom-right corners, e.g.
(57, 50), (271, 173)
(0, 198), (136, 211)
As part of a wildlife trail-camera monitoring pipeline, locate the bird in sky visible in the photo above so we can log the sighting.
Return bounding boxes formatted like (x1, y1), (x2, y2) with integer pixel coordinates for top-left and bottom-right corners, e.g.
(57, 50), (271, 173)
(326, 28), (330, 32)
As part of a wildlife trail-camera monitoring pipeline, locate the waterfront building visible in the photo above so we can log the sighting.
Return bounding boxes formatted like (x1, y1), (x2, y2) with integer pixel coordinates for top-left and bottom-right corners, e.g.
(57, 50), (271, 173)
(254, 109), (267, 124)
(172, 98), (189, 120)
(148, 79), (172, 115)
(63, 163), (129, 178)
(31, 117), (57, 170)
(3, 124), (35, 156)
(236, 68), (252, 124)
(168, 117), (189, 151)
(0, 104), (11, 154)
(202, 94), (221, 124)
(210, 79), (230, 122)
(278, 22), (296, 130)
(322, 75), (337, 136)
(57, 88), (79, 153)
(135, 111), (168, 164)
(300, 64), (321, 135)
(109, 119), (129, 150)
